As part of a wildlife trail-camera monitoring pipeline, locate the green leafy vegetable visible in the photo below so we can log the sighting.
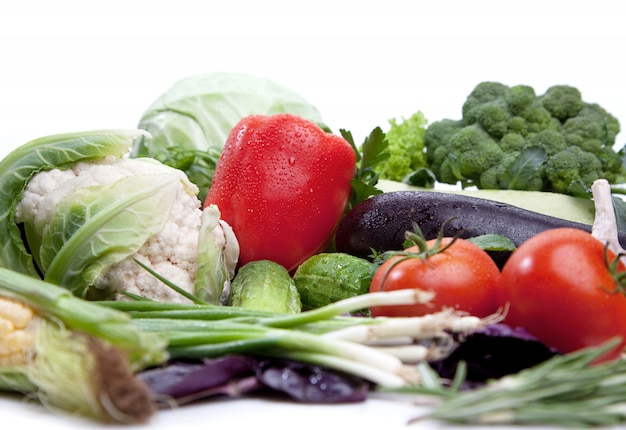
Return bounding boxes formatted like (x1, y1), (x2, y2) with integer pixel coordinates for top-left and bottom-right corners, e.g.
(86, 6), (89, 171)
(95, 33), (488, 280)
(375, 111), (428, 182)
(342, 127), (389, 210)
(466, 234), (517, 252)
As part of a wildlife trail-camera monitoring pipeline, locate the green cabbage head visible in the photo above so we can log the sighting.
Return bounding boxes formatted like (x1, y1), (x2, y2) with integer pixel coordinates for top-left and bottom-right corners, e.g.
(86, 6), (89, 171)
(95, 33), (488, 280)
(131, 72), (327, 201)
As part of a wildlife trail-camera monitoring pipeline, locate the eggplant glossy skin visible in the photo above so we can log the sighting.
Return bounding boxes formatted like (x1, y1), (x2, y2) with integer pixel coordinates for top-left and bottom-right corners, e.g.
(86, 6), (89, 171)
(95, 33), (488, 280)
(335, 191), (626, 267)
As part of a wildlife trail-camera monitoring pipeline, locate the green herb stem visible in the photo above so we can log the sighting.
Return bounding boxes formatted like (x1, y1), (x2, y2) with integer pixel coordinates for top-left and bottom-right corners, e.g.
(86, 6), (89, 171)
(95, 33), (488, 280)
(425, 339), (626, 428)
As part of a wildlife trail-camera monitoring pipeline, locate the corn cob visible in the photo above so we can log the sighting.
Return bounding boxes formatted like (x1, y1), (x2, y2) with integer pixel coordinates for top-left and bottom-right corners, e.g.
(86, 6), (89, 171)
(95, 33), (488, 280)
(0, 297), (35, 366)
(0, 268), (170, 424)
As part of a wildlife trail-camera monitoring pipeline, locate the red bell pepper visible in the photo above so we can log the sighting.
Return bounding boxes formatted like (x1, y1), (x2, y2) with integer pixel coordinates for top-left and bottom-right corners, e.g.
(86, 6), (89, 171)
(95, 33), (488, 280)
(205, 113), (356, 272)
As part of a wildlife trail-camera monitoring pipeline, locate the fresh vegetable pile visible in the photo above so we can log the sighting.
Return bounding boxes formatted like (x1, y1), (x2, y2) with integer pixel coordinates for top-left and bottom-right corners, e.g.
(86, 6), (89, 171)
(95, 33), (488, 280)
(2, 72), (626, 428)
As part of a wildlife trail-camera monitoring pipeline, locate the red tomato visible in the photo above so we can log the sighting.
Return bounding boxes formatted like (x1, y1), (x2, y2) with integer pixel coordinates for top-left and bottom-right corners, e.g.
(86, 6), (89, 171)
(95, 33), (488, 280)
(497, 227), (626, 362)
(205, 113), (356, 272)
(369, 237), (501, 318)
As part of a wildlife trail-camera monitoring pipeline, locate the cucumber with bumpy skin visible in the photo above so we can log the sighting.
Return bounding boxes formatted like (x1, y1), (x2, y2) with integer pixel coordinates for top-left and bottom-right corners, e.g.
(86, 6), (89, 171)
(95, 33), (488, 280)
(293, 253), (377, 311)
(229, 260), (301, 314)
(335, 190), (626, 267)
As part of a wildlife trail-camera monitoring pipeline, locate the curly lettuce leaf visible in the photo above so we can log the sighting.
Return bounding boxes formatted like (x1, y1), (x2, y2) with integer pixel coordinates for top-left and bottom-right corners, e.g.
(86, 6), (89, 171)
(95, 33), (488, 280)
(375, 111), (428, 182)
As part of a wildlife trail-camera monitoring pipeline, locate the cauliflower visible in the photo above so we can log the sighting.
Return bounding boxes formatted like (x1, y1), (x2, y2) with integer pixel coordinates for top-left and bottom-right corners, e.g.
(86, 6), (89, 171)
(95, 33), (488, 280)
(15, 156), (237, 303)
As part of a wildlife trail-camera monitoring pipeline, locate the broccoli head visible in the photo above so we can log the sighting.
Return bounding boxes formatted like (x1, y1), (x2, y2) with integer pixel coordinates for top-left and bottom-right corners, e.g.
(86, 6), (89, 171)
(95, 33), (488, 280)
(423, 81), (625, 195)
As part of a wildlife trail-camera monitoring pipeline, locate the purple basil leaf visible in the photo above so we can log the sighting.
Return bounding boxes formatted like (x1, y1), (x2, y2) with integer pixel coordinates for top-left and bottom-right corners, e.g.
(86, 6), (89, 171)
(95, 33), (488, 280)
(255, 359), (369, 403)
(428, 323), (559, 388)
(138, 355), (258, 402)
(138, 355), (370, 405)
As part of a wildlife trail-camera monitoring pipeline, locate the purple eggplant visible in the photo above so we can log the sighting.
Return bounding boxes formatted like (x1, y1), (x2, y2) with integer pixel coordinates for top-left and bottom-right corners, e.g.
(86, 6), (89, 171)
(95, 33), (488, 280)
(335, 190), (626, 267)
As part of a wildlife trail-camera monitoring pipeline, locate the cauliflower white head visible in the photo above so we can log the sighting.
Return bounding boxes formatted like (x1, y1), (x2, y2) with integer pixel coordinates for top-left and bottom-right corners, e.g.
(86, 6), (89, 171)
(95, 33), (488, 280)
(15, 156), (238, 303)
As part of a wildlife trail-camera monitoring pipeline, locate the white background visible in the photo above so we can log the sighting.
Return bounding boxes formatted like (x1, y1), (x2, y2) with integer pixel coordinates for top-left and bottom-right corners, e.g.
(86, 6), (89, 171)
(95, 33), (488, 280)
(1, 1), (625, 428)
(1, 1), (625, 156)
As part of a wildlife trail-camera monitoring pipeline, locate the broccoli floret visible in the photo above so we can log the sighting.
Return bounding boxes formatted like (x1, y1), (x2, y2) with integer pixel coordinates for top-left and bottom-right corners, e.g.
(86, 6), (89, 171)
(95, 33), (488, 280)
(520, 102), (560, 134)
(506, 85), (536, 116)
(541, 85), (584, 121)
(462, 81), (510, 124)
(525, 129), (567, 155)
(500, 133), (527, 152)
(545, 146), (603, 194)
(422, 81), (625, 195)
(596, 146), (625, 183)
(441, 124), (503, 185)
(506, 116), (529, 136)
(423, 118), (465, 172)
(474, 100), (511, 139)
(373, 111), (428, 181)
(563, 103), (621, 149)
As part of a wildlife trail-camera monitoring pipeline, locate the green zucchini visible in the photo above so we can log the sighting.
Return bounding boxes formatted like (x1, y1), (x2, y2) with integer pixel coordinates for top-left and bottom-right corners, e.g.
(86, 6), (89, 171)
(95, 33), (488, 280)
(228, 260), (301, 314)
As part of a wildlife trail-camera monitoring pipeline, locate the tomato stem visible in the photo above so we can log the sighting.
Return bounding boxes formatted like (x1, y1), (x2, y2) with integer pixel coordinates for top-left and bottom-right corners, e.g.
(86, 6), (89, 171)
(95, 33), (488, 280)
(374, 218), (464, 292)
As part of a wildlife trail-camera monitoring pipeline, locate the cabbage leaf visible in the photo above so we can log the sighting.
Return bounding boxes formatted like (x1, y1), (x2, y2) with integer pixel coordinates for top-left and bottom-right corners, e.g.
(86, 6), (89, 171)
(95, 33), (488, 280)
(131, 72), (327, 201)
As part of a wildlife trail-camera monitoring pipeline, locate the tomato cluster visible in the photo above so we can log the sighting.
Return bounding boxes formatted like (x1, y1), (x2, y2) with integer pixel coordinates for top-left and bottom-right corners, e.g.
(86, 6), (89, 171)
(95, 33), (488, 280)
(370, 226), (626, 362)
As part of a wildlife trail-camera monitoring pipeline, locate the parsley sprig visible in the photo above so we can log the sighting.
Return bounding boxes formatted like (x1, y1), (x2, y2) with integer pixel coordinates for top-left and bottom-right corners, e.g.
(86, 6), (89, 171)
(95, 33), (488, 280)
(341, 127), (390, 211)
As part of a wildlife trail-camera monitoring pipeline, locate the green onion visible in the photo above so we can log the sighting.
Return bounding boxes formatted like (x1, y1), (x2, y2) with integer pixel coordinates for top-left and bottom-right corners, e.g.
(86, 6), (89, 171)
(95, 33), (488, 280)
(99, 284), (492, 389)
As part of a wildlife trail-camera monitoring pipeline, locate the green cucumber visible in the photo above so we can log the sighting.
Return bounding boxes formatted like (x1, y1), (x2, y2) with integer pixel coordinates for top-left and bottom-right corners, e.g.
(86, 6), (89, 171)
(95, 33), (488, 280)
(229, 260), (301, 314)
(293, 253), (377, 311)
